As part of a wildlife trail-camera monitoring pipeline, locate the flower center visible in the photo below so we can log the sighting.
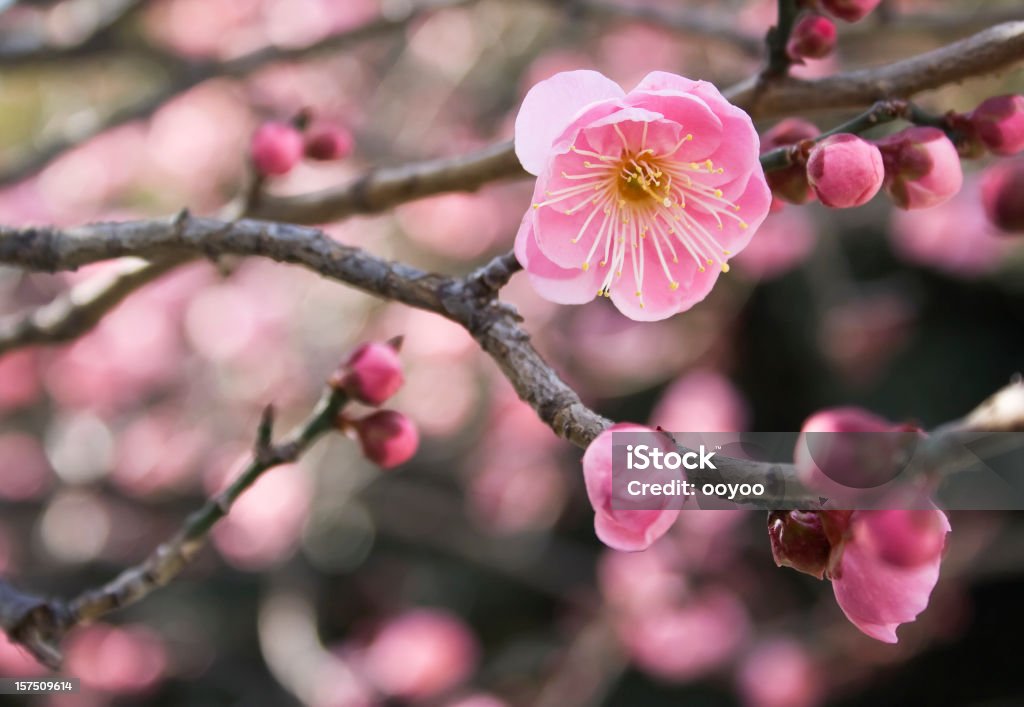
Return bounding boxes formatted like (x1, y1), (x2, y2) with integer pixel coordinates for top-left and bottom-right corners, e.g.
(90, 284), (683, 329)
(530, 124), (750, 310)
(617, 152), (670, 204)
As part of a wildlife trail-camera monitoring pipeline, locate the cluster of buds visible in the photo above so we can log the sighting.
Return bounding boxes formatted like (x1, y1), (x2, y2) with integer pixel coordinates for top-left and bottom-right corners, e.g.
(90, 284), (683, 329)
(249, 115), (354, 177)
(953, 95), (1024, 158)
(766, 123), (965, 211)
(329, 337), (419, 469)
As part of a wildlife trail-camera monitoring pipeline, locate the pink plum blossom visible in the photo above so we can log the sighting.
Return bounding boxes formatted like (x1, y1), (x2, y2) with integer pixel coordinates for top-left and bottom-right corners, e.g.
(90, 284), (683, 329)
(582, 423), (680, 551)
(733, 207), (817, 279)
(770, 507), (950, 642)
(891, 176), (1010, 276)
(650, 369), (749, 432)
(514, 70), (771, 321)
(787, 14), (837, 60)
(619, 590), (749, 682)
(737, 638), (822, 707)
(65, 624), (168, 694)
(0, 349), (41, 411)
(832, 509), (950, 642)
(794, 407), (922, 497)
(362, 609), (479, 700)
(876, 127), (963, 209)
(981, 158), (1024, 232)
(966, 94), (1024, 156)
(820, 0), (882, 22)
(353, 410), (419, 469)
(806, 134), (884, 208)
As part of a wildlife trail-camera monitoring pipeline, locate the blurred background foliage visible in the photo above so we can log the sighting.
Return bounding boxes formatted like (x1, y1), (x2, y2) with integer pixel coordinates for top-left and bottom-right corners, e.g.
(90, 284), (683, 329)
(1, 0), (1023, 705)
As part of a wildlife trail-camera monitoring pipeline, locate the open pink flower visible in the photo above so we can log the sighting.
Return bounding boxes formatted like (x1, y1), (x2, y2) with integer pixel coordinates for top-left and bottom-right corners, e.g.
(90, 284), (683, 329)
(769, 507), (950, 643)
(514, 70), (771, 321)
(832, 509), (950, 642)
(582, 423), (680, 550)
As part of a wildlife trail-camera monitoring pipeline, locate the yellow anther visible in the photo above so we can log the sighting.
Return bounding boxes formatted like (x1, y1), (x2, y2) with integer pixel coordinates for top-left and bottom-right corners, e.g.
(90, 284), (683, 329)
(662, 198), (672, 207)
(669, 281), (680, 291)
(635, 291), (642, 297)
(714, 189), (723, 198)
(582, 262), (590, 271)
(532, 204), (540, 209)
(721, 263), (730, 273)
(685, 134), (693, 141)
(739, 221), (749, 229)
(706, 258), (713, 265)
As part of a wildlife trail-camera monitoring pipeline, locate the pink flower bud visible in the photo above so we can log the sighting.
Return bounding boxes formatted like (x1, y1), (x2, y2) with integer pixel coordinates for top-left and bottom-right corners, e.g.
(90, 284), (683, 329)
(331, 339), (404, 405)
(876, 126), (963, 210)
(806, 134), (884, 208)
(967, 94), (1024, 156)
(795, 407), (922, 497)
(980, 158), (1024, 232)
(581, 423), (680, 551)
(304, 124), (354, 161)
(250, 121), (304, 176)
(762, 118), (820, 204)
(820, 0), (881, 23)
(768, 510), (835, 579)
(786, 14), (837, 60)
(355, 410), (419, 469)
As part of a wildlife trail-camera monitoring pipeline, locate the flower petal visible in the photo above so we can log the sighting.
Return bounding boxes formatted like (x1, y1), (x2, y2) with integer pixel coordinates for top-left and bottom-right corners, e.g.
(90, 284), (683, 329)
(515, 70), (625, 175)
(515, 214), (601, 304)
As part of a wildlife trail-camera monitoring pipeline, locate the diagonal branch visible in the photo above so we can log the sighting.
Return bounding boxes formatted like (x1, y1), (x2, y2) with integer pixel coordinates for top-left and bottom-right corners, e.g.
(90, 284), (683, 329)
(727, 20), (1024, 116)
(0, 383), (348, 668)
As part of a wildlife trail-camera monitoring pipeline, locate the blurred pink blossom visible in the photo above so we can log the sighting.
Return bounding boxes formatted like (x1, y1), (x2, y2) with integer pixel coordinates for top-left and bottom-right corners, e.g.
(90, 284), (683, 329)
(650, 369), (749, 433)
(209, 458), (311, 570)
(890, 177), (1010, 276)
(733, 206), (816, 279)
(65, 624), (168, 694)
(737, 638), (821, 707)
(0, 432), (53, 501)
(620, 590), (749, 682)
(362, 609), (479, 700)
(0, 349), (41, 411)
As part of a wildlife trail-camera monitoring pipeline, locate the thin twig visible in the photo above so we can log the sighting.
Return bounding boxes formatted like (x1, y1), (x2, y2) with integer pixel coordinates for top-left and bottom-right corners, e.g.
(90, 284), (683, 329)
(0, 382), (348, 667)
(0, 0), (472, 188)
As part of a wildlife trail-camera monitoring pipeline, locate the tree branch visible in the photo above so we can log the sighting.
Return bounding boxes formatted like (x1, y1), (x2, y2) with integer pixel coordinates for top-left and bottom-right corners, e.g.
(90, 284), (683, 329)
(0, 255), (186, 355)
(556, 0), (762, 57)
(1, 212), (1023, 668)
(0, 383), (348, 668)
(0, 0), (470, 188)
(727, 20), (1024, 117)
